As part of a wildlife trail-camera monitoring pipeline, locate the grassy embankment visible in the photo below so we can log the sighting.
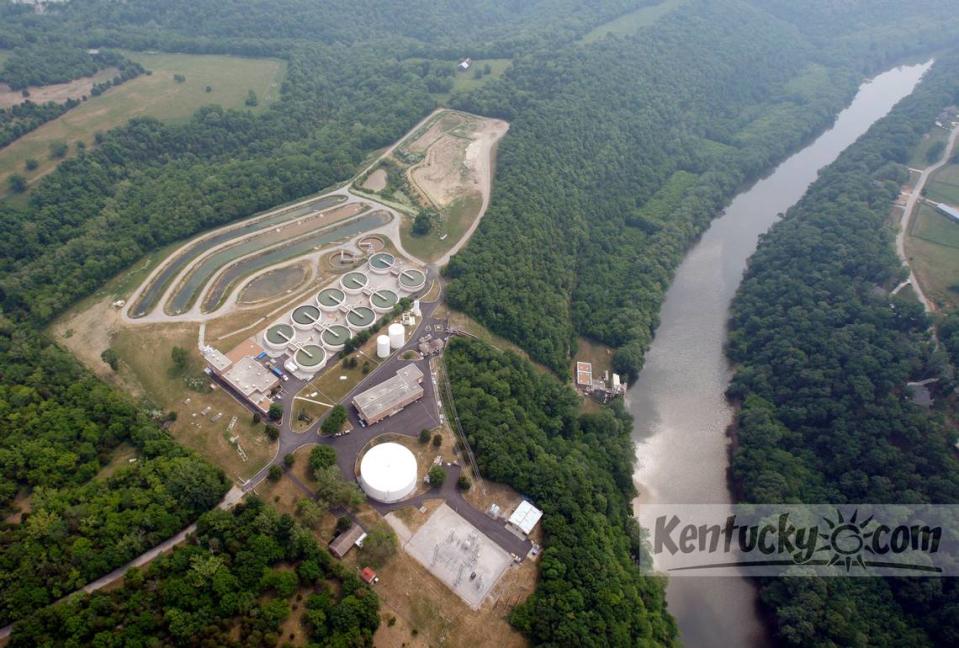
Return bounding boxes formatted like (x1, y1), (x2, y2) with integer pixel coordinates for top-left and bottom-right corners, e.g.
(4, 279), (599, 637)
(0, 51), (286, 195)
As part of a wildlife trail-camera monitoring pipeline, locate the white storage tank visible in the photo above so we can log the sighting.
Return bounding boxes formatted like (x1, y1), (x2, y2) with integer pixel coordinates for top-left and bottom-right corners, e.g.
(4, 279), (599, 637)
(359, 442), (417, 503)
(376, 335), (390, 359)
(388, 323), (405, 350)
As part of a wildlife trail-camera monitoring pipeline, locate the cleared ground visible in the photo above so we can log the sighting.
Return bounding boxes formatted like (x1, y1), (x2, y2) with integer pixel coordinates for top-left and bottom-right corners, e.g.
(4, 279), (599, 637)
(909, 128), (951, 168)
(905, 203), (959, 310)
(0, 67), (119, 109)
(580, 0), (687, 44)
(397, 111), (508, 262)
(404, 503), (513, 610)
(445, 59), (511, 98)
(926, 164), (959, 205)
(0, 51), (286, 194)
(111, 322), (274, 481)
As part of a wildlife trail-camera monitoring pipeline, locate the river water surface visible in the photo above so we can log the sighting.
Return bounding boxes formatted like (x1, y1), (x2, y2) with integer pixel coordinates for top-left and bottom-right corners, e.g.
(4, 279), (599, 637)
(628, 61), (931, 647)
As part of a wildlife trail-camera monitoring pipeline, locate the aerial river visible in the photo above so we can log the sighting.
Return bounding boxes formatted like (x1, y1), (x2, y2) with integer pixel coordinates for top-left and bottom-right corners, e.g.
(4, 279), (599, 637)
(628, 60), (932, 647)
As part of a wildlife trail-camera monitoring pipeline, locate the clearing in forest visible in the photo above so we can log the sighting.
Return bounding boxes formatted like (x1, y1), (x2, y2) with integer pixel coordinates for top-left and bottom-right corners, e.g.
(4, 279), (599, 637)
(0, 51), (286, 195)
(358, 109), (508, 263)
(579, 0), (687, 44)
(905, 203), (959, 310)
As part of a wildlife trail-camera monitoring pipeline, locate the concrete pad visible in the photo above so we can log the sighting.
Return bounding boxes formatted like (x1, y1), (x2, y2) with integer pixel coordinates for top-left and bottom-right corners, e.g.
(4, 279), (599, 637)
(404, 503), (512, 610)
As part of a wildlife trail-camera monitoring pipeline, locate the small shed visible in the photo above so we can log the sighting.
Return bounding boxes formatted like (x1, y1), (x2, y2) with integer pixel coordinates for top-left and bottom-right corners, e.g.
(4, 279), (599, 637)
(507, 500), (543, 536)
(360, 567), (377, 584)
(329, 523), (365, 559)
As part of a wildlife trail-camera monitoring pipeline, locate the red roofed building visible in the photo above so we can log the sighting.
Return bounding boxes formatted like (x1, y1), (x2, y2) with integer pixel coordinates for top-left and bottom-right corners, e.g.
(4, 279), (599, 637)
(360, 567), (377, 584)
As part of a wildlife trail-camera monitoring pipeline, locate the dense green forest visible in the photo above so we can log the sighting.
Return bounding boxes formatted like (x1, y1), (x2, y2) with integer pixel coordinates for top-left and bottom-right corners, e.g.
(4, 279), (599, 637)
(726, 54), (959, 646)
(2, 0), (959, 644)
(445, 0), (959, 377)
(9, 497), (380, 646)
(446, 337), (674, 646)
(0, 322), (230, 626)
(0, 45), (130, 90)
(0, 2), (682, 642)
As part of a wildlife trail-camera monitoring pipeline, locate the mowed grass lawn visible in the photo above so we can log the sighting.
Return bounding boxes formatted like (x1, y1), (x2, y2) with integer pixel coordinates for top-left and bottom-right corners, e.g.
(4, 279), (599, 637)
(0, 51), (286, 194)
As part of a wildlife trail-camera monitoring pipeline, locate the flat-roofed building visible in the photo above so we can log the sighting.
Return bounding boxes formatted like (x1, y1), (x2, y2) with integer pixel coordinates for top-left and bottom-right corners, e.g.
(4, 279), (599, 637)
(221, 356), (279, 413)
(507, 500), (543, 536)
(353, 364), (424, 424)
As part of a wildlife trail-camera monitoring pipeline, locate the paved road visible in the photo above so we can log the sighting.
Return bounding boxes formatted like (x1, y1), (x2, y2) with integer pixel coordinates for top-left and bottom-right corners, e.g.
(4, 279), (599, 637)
(371, 462), (531, 558)
(895, 124), (959, 312)
(242, 293), (445, 491)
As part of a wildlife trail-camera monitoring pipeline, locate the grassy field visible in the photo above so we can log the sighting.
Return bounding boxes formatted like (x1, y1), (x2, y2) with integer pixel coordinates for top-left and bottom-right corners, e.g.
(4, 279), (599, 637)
(580, 0), (687, 44)
(400, 192), (482, 262)
(927, 165), (959, 206)
(906, 204), (959, 310)
(909, 128), (951, 168)
(111, 322), (275, 482)
(910, 203), (959, 248)
(446, 59), (510, 97)
(0, 51), (286, 195)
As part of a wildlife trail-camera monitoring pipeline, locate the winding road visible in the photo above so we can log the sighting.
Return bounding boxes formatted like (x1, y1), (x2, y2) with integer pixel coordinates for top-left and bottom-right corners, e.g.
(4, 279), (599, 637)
(895, 124), (959, 312)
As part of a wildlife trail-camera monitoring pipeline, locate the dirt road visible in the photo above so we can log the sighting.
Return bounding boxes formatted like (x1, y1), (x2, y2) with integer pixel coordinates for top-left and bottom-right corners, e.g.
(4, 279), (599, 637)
(895, 124), (959, 312)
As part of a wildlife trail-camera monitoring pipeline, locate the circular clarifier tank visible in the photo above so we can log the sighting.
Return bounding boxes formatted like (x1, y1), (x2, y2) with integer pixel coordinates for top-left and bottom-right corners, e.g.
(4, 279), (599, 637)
(359, 442), (417, 503)
(340, 271), (369, 294)
(316, 287), (346, 311)
(368, 252), (396, 274)
(398, 268), (426, 292)
(294, 344), (327, 369)
(370, 288), (399, 313)
(346, 306), (375, 331)
(321, 325), (351, 351)
(265, 323), (295, 350)
(292, 304), (321, 329)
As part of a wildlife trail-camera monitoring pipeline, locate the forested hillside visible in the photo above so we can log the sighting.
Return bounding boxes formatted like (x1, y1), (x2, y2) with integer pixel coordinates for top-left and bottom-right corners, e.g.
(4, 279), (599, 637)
(445, 337), (675, 646)
(445, 0), (959, 377)
(10, 498), (380, 646)
(0, 2), (682, 643)
(727, 54), (959, 646)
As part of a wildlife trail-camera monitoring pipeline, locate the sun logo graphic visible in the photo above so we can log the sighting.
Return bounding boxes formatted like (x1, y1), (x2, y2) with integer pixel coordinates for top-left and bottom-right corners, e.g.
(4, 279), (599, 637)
(815, 509), (876, 572)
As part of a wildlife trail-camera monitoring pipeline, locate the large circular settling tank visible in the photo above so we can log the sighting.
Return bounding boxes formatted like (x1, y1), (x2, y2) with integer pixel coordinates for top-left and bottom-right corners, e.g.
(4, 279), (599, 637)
(359, 442), (417, 503)
(294, 344), (327, 369)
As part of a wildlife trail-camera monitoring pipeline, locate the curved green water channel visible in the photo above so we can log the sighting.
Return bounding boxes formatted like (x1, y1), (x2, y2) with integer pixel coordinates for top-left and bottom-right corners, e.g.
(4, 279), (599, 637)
(196, 210), (392, 314)
(129, 194), (345, 317)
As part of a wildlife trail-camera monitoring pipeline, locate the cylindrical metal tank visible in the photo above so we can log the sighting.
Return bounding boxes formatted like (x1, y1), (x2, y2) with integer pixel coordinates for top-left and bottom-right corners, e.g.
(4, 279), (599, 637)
(376, 335), (390, 359)
(388, 323), (405, 350)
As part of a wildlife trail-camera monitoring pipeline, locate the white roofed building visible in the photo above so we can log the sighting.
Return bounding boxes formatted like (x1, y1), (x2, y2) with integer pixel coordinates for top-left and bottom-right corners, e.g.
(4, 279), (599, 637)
(507, 500), (543, 536)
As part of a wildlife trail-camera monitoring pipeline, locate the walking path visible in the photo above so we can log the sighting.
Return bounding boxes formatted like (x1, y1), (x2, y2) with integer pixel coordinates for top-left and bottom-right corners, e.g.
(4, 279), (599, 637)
(895, 124), (959, 312)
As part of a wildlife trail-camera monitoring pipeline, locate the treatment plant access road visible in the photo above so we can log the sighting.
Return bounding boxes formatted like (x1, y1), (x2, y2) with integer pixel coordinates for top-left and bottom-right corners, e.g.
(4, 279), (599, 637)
(895, 123), (959, 313)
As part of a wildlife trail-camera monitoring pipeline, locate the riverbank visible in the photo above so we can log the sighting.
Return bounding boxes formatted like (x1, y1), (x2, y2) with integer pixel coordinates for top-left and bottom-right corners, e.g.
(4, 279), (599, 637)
(629, 60), (932, 648)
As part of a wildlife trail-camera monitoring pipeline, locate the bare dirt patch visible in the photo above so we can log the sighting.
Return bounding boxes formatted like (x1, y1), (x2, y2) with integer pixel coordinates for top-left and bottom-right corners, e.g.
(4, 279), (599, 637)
(362, 168), (388, 192)
(0, 67), (119, 109)
(52, 295), (135, 387)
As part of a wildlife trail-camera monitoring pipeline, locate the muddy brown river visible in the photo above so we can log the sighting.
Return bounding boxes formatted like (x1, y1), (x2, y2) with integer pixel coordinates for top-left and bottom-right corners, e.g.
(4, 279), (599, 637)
(629, 61), (931, 647)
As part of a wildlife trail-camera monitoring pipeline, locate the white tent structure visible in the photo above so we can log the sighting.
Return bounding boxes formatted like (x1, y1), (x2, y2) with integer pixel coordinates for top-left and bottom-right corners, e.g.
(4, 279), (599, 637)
(359, 442), (418, 503)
